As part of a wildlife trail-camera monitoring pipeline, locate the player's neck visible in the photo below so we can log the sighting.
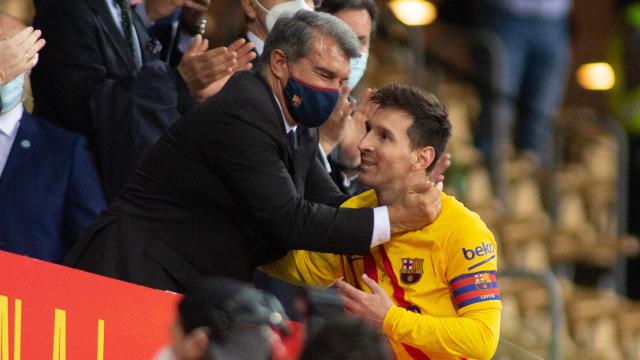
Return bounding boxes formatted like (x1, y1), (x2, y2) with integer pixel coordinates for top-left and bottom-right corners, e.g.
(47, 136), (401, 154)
(375, 173), (429, 207)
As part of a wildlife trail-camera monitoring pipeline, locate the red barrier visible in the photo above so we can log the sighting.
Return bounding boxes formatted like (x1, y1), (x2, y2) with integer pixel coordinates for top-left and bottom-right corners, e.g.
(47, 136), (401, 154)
(0, 250), (180, 359)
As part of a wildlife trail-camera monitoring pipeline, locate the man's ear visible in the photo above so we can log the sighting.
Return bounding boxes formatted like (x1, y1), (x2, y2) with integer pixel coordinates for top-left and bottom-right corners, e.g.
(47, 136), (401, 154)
(241, 0), (258, 20)
(413, 146), (435, 172)
(270, 49), (289, 82)
(184, 328), (210, 360)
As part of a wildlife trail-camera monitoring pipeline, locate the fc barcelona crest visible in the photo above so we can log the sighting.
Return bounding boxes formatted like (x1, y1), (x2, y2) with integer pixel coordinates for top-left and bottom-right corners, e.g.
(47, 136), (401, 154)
(474, 272), (492, 290)
(399, 258), (424, 285)
(292, 95), (303, 107)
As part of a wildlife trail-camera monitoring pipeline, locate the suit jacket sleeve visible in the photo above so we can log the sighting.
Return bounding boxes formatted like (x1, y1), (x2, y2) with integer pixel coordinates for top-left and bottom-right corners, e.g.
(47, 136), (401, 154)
(62, 136), (107, 250)
(202, 116), (373, 256)
(304, 155), (349, 206)
(33, 0), (182, 199)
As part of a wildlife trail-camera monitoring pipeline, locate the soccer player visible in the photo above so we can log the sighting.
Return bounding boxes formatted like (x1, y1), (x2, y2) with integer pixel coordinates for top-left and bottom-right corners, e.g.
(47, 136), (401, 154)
(261, 84), (501, 360)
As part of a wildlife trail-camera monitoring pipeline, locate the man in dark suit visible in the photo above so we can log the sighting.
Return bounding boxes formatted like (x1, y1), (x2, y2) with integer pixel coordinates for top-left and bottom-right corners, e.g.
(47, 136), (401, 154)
(65, 11), (442, 292)
(0, 13), (106, 264)
(30, 0), (252, 202)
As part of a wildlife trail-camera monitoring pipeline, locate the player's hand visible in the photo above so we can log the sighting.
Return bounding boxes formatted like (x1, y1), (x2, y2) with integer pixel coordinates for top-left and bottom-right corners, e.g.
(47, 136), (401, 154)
(388, 181), (443, 235)
(319, 84), (357, 155)
(428, 152), (451, 183)
(334, 274), (393, 327)
(0, 27), (45, 85)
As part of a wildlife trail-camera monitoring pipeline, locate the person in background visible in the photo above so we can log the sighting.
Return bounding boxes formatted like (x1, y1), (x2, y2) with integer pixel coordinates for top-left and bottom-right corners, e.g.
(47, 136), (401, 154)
(178, 0), (313, 102)
(155, 277), (289, 360)
(317, 0), (378, 196)
(0, 0), (34, 25)
(240, 0), (316, 60)
(31, 0), (254, 201)
(0, 12), (106, 263)
(472, 0), (572, 168)
(299, 317), (392, 360)
(609, 0), (640, 300)
(0, 25), (43, 86)
(262, 84), (501, 360)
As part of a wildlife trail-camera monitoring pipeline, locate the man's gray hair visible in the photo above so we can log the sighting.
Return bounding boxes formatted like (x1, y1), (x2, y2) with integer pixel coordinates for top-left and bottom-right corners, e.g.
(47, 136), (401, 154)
(258, 10), (361, 72)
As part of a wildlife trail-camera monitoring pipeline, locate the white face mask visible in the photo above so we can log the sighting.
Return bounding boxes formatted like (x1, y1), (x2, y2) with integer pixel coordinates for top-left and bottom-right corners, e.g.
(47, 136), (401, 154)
(252, 0), (313, 32)
(348, 52), (369, 89)
(0, 74), (24, 114)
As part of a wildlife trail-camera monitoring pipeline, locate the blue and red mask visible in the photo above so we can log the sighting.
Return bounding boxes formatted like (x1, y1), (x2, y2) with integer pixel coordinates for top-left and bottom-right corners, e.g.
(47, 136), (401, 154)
(283, 76), (340, 128)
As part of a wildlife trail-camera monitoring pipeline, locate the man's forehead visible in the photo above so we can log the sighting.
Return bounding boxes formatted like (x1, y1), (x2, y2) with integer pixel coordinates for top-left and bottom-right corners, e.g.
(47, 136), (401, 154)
(306, 33), (345, 60)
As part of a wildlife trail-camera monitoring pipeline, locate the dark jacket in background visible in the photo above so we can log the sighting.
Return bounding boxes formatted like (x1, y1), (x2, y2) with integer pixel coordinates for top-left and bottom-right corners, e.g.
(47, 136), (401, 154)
(32, 0), (191, 202)
(0, 112), (106, 263)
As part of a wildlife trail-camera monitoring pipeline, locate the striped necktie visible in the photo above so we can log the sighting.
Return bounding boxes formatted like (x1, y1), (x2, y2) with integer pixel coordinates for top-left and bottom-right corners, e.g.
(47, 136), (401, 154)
(116, 0), (142, 70)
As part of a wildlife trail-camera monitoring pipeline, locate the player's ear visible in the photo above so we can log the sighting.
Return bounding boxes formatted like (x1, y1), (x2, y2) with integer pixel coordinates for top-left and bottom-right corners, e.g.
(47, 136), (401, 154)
(412, 146), (435, 171)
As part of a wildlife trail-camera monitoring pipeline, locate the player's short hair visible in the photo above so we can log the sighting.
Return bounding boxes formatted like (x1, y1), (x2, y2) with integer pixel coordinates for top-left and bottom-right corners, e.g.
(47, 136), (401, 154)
(371, 84), (451, 172)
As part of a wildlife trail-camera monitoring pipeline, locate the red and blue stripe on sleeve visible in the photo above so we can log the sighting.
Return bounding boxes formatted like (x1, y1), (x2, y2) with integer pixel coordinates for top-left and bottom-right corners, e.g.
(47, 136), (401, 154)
(450, 271), (500, 309)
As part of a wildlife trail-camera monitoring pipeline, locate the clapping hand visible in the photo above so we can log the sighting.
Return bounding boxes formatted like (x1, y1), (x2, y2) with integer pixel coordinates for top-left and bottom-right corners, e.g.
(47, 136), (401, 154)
(335, 88), (378, 168)
(178, 36), (255, 102)
(319, 84), (357, 155)
(0, 27), (45, 85)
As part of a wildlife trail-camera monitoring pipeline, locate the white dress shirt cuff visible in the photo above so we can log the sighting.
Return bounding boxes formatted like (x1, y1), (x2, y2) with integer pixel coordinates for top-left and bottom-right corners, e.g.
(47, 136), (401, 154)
(317, 144), (332, 173)
(371, 206), (391, 247)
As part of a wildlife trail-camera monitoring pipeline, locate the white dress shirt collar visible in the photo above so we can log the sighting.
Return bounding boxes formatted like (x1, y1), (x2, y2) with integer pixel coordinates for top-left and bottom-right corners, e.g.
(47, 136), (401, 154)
(246, 31), (265, 57)
(271, 94), (297, 134)
(0, 103), (23, 139)
(0, 103), (24, 177)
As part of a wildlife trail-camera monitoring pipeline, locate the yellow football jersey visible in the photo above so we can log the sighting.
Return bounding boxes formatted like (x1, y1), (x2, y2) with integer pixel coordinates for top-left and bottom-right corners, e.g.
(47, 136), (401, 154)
(261, 190), (502, 360)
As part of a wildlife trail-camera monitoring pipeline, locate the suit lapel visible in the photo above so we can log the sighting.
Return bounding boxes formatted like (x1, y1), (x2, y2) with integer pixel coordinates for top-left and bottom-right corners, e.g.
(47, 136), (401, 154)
(253, 72), (296, 166)
(0, 115), (36, 190)
(85, 0), (138, 70)
(294, 127), (317, 191)
(132, 8), (153, 64)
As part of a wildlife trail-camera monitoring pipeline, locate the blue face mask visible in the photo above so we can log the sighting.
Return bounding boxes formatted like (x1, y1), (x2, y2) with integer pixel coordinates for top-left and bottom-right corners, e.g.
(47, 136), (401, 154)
(283, 75), (340, 127)
(0, 74), (24, 114)
(347, 52), (368, 89)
